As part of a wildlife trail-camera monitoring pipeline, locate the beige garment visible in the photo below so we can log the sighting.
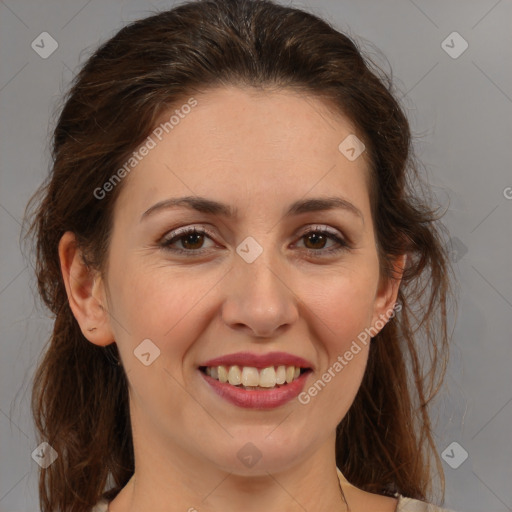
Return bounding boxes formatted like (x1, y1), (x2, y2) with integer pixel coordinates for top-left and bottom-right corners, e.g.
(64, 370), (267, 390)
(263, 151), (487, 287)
(90, 469), (458, 512)
(336, 468), (457, 512)
(91, 500), (108, 512)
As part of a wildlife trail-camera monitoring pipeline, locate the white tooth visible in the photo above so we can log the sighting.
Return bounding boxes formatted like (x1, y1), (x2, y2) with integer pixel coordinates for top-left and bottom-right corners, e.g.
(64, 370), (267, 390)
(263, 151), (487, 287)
(205, 367), (211, 376)
(294, 367), (300, 379)
(286, 366), (295, 383)
(259, 366), (277, 388)
(210, 366), (218, 380)
(242, 367), (259, 386)
(276, 365), (286, 384)
(218, 365), (228, 383)
(228, 365), (242, 385)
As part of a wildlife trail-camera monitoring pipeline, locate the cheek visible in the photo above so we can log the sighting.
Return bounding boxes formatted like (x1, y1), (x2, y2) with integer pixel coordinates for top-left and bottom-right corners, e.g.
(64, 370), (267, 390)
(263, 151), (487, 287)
(106, 265), (211, 419)
(304, 266), (379, 344)
(297, 276), (375, 424)
(106, 260), (224, 361)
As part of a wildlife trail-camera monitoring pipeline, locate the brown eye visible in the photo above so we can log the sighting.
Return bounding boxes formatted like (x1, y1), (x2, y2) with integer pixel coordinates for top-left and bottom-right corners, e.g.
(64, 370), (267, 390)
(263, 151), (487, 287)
(303, 232), (329, 250)
(296, 227), (350, 256)
(160, 227), (216, 255)
(180, 231), (205, 250)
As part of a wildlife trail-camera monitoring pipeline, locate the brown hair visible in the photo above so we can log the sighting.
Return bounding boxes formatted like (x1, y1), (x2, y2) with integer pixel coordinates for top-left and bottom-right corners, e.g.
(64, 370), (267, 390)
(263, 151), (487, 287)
(23, 1), (454, 510)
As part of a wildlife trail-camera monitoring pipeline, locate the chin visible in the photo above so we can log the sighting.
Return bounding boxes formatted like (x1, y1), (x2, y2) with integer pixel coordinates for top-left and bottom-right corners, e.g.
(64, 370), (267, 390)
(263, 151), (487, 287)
(205, 427), (318, 476)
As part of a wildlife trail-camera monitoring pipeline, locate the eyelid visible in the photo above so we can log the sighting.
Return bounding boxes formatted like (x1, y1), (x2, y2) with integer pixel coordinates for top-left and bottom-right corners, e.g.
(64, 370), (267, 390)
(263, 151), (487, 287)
(299, 224), (343, 238)
(162, 224), (216, 239)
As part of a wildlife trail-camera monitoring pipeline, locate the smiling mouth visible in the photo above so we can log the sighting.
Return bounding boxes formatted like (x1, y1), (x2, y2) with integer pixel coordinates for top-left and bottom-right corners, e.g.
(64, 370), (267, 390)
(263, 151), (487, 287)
(199, 365), (311, 390)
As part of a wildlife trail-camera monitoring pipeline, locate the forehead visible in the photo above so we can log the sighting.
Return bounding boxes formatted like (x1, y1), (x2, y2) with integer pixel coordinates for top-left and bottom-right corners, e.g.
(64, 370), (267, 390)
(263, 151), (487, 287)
(114, 86), (371, 220)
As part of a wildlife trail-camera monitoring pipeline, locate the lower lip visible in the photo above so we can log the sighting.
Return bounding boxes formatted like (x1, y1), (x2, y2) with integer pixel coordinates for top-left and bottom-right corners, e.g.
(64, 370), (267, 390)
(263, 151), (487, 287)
(200, 370), (310, 409)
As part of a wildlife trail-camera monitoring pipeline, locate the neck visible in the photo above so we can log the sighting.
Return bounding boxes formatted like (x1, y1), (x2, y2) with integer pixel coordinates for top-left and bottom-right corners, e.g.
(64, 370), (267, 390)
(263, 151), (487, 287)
(110, 438), (348, 512)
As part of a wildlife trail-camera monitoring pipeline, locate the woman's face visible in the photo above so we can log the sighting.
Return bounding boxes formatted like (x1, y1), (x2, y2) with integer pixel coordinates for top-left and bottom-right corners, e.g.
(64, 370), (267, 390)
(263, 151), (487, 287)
(89, 87), (401, 475)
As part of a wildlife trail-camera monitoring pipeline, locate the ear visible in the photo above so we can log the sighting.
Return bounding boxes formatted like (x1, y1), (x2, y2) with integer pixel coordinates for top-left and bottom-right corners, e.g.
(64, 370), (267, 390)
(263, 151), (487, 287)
(369, 253), (407, 334)
(58, 231), (114, 346)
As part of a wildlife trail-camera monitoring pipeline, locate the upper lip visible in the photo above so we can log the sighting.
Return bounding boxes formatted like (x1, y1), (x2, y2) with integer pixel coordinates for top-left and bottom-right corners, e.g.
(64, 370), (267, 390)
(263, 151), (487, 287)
(200, 351), (313, 370)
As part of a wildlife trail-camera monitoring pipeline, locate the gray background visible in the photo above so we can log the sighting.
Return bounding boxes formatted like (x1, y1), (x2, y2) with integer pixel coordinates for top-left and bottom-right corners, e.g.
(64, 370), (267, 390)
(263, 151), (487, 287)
(1, 1), (511, 511)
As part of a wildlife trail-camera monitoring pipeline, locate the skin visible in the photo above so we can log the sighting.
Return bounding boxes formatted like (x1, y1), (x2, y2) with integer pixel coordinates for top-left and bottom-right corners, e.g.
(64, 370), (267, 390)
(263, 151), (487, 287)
(59, 86), (405, 512)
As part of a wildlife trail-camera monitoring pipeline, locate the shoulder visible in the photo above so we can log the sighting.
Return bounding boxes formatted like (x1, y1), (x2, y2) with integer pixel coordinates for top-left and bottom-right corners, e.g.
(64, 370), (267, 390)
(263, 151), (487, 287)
(336, 467), (456, 512)
(91, 498), (109, 512)
(340, 489), (457, 512)
(396, 495), (457, 512)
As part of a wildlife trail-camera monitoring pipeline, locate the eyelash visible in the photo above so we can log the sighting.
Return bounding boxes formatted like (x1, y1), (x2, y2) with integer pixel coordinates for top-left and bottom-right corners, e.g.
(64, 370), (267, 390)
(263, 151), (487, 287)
(158, 225), (350, 257)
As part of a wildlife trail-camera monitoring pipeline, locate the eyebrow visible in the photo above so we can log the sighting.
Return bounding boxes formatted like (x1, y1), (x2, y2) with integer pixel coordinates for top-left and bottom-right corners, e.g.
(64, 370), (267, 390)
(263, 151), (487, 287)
(140, 195), (364, 223)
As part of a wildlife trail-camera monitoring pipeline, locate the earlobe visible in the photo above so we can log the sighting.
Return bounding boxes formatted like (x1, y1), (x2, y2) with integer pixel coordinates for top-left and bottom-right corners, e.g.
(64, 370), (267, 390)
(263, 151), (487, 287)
(58, 231), (114, 346)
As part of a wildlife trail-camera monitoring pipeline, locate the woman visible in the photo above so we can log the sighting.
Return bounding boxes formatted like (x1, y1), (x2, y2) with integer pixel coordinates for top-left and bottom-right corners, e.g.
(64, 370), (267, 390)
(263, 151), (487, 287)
(25, 0), (456, 511)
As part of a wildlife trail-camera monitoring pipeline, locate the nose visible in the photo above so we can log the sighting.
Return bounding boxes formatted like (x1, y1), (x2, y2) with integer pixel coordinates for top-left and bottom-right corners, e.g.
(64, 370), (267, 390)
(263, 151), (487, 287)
(221, 253), (299, 339)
